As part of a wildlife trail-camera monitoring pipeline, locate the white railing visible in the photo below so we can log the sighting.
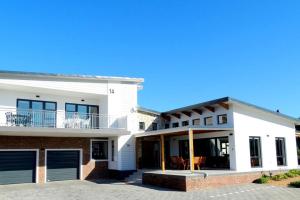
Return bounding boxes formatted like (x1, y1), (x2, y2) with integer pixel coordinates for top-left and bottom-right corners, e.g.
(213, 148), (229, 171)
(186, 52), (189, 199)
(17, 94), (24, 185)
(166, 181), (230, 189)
(0, 108), (127, 130)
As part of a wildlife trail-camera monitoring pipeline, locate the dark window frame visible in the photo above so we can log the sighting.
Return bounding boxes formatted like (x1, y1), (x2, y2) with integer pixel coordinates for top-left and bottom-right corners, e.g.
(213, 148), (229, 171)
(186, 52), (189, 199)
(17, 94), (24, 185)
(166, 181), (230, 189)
(65, 103), (99, 114)
(91, 140), (108, 160)
(111, 140), (115, 161)
(217, 114), (228, 124)
(192, 118), (201, 126)
(204, 116), (213, 126)
(275, 137), (287, 166)
(139, 122), (145, 130)
(172, 122), (179, 128)
(249, 136), (262, 168)
(152, 123), (158, 131)
(182, 120), (189, 127)
(16, 99), (57, 127)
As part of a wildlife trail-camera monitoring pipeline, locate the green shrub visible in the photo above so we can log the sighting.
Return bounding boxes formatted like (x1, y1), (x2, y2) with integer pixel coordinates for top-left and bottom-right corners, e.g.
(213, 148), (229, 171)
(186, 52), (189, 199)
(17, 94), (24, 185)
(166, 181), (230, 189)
(285, 172), (298, 178)
(272, 174), (289, 181)
(253, 175), (270, 184)
(289, 181), (300, 188)
(289, 169), (300, 176)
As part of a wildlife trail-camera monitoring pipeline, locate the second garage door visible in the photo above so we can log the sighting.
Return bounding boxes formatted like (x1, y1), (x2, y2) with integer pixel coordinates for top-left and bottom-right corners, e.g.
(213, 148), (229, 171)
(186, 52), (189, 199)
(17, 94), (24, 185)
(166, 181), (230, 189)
(46, 150), (80, 182)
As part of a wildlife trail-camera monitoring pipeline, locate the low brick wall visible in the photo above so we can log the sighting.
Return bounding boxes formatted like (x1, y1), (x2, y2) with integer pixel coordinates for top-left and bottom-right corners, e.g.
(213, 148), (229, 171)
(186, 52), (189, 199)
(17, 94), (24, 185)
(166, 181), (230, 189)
(143, 171), (286, 192)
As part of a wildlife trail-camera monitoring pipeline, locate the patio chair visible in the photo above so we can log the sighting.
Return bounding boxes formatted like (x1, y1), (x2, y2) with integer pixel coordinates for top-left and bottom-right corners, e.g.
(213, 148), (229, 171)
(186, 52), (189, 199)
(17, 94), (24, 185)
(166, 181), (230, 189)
(177, 157), (187, 170)
(170, 156), (179, 169)
(194, 156), (201, 170)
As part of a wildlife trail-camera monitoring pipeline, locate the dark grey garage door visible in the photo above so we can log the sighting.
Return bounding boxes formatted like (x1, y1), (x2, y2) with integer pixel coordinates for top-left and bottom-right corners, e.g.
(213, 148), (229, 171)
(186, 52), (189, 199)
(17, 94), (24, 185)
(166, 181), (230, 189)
(0, 151), (36, 185)
(46, 150), (80, 182)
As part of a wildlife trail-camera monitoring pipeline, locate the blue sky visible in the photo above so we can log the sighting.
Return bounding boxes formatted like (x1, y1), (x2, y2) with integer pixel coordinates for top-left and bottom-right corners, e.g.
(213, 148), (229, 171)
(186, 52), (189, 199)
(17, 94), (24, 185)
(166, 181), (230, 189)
(0, 1), (299, 117)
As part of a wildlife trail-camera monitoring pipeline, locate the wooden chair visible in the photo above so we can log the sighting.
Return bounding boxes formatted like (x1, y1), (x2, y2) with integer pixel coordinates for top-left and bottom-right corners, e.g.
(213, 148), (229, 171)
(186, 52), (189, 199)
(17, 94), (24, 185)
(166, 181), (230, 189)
(194, 156), (201, 170)
(170, 156), (179, 169)
(177, 157), (187, 170)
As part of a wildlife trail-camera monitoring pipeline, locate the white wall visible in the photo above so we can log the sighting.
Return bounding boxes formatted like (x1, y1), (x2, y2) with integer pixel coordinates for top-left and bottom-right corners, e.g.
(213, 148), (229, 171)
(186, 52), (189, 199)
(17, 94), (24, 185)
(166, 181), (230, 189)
(233, 103), (298, 172)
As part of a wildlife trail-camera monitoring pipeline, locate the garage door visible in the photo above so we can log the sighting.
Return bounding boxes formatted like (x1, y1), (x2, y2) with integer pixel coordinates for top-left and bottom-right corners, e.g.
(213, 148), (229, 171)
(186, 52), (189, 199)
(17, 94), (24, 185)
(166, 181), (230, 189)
(0, 151), (37, 185)
(46, 150), (80, 182)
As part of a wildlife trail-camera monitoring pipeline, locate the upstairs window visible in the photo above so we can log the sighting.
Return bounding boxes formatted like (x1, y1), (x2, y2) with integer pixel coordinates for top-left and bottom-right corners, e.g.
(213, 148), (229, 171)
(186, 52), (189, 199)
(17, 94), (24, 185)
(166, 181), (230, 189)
(192, 119), (200, 126)
(152, 123), (158, 131)
(139, 122), (145, 130)
(172, 122), (179, 128)
(15, 99), (57, 128)
(165, 123), (170, 129)
(182, 120), (189, 127)
(218, 114), (228, 124)
(204, 117), (213, 126)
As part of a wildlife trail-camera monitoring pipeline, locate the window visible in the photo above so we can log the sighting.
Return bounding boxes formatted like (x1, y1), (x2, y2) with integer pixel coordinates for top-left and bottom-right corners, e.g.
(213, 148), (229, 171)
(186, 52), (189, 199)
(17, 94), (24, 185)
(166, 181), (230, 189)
(297, 137), (300, 165)
(182, 120), (189, 127)
(165, 123), (170, 129)
(218, 114), (228, 124)
(276, 137), (286, 166)
(111, 140), (115, 161)
(16, 99), (57, 127)
(193, 119), (200, 126)
(152, 123), (158, 131)
(249, 137), (262, 168)
(204, 117), (213, 126)
(172, 122), (179, 128)
(139, 122), (145, 130)
(179, 140), (189, 159)
(65, 103), (99, 128)
(91, 140), (108, 160)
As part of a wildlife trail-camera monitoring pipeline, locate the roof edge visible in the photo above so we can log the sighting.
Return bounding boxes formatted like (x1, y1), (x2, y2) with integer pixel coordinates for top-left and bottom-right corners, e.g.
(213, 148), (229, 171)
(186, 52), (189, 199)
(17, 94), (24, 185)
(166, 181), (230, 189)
(0, 70), (144, 84)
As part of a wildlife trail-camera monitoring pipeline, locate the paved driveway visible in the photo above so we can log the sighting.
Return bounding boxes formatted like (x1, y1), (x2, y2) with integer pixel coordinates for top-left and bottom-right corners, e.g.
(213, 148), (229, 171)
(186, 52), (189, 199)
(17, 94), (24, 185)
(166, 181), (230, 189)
(0, 180), (299, 200)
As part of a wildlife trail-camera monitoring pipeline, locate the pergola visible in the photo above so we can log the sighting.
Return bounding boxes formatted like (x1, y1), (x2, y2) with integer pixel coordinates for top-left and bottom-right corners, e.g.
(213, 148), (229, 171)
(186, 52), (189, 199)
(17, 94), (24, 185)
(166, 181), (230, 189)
(135, 127), (233, 173)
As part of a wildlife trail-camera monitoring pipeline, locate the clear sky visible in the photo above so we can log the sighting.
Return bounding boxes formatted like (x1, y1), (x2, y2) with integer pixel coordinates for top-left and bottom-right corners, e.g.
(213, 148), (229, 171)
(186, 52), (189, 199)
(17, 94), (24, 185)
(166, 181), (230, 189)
(0, 1), (299, 117)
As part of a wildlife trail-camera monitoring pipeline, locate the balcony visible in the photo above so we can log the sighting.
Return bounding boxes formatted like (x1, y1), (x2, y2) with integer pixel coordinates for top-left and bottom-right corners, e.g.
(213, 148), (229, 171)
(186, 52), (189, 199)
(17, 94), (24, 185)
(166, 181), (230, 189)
(0, 108), (127, 130)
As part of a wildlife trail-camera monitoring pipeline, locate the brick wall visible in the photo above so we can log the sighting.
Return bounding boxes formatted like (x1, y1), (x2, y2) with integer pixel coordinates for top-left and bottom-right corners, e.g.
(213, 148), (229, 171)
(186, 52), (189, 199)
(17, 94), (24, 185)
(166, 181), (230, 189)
(0, 136), (108, 183)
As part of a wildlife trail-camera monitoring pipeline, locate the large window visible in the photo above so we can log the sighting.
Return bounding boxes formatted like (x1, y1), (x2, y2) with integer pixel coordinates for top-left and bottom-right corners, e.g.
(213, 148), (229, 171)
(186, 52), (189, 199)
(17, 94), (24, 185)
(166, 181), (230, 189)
(275, 137), (286, 166)
(91, 140), (108, 160)
(16, 99), (57, 127)
(249, 137), (262, 168)
(180, 137), (230, 168)
(297, 137), (300, 165)
(65, 103), (99, 128)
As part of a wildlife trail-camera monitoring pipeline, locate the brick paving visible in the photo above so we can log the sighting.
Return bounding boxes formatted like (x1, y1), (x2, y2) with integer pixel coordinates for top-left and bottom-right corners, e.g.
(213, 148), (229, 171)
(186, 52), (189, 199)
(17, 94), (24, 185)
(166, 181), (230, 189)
(0, 180), (299, 200)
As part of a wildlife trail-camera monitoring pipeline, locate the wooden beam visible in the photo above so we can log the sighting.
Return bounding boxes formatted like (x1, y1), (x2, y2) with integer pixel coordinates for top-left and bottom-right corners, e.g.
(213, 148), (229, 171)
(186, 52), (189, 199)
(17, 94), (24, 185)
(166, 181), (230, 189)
(171, 113), (181, 119)
(218, 102), (229, 110)
(182, 111), (192, 117)
(160, 134), (165, 172)
(204, 106), (215, 112)
(192, 109), (202, 115)
(189, 129), (194, 172)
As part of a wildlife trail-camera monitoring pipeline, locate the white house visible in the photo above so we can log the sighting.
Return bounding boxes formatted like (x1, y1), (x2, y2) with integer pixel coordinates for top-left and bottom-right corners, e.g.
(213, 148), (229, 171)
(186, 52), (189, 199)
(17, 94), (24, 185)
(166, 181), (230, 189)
(0, 70), (143, 184)
(0, 70), (299, 186)
(136, 97), (300, 173)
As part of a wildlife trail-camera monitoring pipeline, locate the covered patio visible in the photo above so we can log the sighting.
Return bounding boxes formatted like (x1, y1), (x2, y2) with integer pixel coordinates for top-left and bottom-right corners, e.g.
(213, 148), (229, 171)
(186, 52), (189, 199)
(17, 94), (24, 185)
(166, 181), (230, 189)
(135, 127), (234, 173)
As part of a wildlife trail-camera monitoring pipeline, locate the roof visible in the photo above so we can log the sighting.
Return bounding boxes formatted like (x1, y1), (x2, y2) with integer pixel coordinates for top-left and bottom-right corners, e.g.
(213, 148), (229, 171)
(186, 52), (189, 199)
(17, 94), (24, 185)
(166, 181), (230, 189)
(137, 106), (161, 115)
(0, 70), (144, 84)
(162, 97), (300, 124)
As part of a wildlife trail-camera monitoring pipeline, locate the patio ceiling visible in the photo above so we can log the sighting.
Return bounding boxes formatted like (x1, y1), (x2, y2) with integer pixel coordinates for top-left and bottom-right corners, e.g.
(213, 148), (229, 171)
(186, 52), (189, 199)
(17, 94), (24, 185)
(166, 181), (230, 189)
(134, 127), (233, 138)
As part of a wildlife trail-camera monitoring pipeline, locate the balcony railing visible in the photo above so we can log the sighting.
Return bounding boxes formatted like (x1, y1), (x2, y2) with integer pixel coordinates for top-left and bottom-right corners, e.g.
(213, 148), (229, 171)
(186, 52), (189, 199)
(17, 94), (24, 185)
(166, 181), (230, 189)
(0, 108), (127, 130)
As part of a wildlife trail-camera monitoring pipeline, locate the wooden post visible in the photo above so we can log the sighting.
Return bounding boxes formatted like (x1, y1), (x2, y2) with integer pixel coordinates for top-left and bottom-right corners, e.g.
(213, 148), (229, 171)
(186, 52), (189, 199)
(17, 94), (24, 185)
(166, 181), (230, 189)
(160, 134), (165, 172)
(189, 128), (194, 172)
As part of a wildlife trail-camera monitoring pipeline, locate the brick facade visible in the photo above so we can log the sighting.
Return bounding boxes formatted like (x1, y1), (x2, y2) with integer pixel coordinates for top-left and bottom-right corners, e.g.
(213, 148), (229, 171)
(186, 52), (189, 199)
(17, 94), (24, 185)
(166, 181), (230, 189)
(143, 171), (286, 192)
(0, 136), (108, 183)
